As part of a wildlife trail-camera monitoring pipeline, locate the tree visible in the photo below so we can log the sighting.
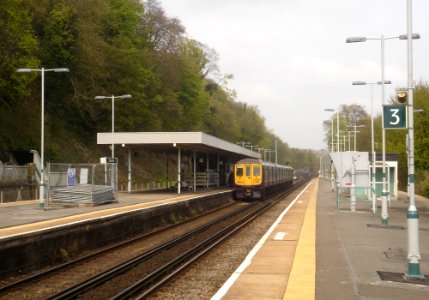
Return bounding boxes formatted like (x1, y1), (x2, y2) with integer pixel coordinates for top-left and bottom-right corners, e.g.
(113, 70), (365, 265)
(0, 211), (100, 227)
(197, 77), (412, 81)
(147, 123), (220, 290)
(0, 0), (40, 106)
(339, 103), (368, 126)
(0, 0), (40, 157)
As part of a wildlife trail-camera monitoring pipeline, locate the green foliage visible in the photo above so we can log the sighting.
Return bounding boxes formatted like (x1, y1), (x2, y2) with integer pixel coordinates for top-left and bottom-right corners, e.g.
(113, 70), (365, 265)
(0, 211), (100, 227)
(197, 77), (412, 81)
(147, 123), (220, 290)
(0, 0), (318, 174)
(0, 0), (39, 105)
(0, 0), (40, 157)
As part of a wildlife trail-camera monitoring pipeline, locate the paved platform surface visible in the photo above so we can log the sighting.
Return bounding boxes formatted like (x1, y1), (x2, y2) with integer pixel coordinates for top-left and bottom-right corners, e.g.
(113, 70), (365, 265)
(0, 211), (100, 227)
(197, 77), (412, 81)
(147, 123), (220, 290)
(2, 180), (429, 299)
(213, 178), (429, 299)
(0, 188), (230, 238)
(213, 180), (317, 299)
(316, 179), (429, 300)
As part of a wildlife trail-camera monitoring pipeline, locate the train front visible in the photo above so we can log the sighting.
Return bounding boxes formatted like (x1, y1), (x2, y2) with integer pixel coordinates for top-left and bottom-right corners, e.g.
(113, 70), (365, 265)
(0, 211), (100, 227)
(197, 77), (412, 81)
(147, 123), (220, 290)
(233, 159), (264, 200)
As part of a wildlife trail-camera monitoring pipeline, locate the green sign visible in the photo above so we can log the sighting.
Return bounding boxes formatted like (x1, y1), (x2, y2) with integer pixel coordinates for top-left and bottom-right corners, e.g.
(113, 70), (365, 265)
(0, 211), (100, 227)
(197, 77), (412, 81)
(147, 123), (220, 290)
(383, 104), (407, 129)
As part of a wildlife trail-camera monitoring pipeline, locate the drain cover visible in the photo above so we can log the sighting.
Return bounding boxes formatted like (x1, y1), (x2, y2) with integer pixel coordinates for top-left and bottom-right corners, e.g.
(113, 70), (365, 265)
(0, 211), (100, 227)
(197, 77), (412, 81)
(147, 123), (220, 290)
(377, 271), (429, 285)
(367, 224), (405, 230)
(384, 250), (406, 260)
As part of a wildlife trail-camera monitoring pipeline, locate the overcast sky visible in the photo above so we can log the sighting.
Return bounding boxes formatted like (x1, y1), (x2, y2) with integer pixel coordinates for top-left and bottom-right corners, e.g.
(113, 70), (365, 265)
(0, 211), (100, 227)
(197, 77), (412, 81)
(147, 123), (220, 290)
(158, 0), (429, 150)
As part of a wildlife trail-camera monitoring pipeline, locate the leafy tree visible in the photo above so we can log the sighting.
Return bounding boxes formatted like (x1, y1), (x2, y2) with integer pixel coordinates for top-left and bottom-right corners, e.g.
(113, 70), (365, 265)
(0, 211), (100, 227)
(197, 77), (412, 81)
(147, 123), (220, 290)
(0, 0), (319, 178)
(0, 0), (40, 157)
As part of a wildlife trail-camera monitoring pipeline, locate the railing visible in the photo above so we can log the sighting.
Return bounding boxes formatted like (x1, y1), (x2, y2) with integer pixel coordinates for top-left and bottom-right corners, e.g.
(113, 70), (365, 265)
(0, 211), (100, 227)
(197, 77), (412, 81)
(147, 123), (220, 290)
(0, 164), (37, 203)
(0, 165), (31, 183)
(336, 185), (372, 211)
(47, 163), (117, 207)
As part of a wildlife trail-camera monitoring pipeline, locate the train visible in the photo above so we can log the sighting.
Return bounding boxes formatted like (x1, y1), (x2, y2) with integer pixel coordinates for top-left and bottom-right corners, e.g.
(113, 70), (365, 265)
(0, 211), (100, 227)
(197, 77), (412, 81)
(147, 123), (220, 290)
(233, 158), (294, 200)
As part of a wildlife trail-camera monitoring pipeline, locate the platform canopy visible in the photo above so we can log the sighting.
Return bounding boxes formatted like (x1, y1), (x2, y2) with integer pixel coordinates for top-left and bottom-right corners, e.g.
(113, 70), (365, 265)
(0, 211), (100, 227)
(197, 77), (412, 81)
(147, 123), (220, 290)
(97, 132), (261, 159)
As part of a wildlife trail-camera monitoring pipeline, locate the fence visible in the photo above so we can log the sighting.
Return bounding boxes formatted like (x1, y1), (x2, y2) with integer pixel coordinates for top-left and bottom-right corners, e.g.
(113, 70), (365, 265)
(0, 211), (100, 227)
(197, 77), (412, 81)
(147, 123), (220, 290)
(0, 164), (36, 203)
(336, 185), (373, 211)
(118, 181), (176, 192)
(0, 164), (32, 183)
(47, 163), (117, 207)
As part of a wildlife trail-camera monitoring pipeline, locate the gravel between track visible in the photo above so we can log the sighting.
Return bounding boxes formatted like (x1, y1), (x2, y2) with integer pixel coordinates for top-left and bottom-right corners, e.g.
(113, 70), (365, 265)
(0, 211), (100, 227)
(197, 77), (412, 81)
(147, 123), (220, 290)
(150, 191), (299, 300)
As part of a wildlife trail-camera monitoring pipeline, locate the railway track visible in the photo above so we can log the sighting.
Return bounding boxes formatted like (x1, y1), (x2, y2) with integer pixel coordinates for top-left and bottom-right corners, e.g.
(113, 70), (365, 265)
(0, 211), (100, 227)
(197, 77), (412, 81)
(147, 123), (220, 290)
(0, 180), (308, 299)
(0, 202), (237, 297)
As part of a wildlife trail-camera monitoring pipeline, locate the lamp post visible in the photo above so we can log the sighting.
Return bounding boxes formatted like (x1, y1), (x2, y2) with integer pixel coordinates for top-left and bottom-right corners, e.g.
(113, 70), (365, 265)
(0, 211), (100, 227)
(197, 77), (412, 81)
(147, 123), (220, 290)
(17, 67), (69, 209)
(324, 108), (339, 152)
(325, 108), (339, 191)
(346, 33), (419, 226)
(94, 94), (132, 159)
(352, 80), (391, 214)
(405, 0), (423, 280)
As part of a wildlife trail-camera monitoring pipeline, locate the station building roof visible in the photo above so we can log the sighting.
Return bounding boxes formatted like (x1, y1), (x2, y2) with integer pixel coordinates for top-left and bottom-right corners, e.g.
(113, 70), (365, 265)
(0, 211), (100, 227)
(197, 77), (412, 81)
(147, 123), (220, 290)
(97, 132), (261, 159)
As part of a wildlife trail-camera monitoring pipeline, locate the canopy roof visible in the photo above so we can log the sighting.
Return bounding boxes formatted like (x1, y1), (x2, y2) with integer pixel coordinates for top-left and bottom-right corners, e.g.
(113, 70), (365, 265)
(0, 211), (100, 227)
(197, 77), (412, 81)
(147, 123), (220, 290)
(97, 132), (261, 159)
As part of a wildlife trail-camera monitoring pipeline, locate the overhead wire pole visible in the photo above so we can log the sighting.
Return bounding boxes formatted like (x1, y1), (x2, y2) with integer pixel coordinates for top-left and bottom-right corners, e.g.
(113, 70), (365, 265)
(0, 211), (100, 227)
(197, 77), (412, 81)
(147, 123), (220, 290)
(405, 0), (424, 280)
(336, 111), (340, 153)
(352, 80), (391, 214)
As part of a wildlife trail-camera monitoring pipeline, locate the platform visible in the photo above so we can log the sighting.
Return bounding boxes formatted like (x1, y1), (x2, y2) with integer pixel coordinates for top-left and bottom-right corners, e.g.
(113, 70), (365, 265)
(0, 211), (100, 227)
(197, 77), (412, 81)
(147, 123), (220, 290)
(213, 178), (429, 300)
(0, 188), (231, 238)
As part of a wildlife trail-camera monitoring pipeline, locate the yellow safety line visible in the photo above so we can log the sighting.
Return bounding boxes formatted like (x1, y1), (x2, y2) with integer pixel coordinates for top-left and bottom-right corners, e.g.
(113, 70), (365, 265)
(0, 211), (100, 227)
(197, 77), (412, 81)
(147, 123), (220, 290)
(283, 179), (318, 300)
(0, 200), (39, 207)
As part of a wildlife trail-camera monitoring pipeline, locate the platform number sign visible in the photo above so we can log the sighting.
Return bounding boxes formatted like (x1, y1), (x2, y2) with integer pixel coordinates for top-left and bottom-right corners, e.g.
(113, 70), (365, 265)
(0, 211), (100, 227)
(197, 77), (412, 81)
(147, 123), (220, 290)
(383, 104), (407, 129)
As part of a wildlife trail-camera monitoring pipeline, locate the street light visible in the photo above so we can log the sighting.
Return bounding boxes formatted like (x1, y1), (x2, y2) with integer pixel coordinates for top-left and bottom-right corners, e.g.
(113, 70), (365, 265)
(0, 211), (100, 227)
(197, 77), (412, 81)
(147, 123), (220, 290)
(324, 108), (339, 152)
(346, 33), (420, 226)
(404, 0), (423, 279)
(94, 94), (132, 159)
(352, 80), (391, 214)
(324, 108), (339, 191)
(16, 67), (70, 209)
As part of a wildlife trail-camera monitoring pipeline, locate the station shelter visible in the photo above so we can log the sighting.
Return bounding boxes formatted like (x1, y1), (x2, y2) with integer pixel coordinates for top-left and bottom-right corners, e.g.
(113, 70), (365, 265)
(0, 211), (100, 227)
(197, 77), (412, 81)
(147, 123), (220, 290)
(97, 132), (261, 194)
(330, 151), (398, 201)
(330, 151), (370, 199)
(370, 153), (399, 199)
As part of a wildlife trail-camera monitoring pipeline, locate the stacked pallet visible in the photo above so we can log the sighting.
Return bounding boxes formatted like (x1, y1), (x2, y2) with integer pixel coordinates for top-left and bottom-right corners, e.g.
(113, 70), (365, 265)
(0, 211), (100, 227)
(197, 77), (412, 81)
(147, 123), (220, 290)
(51, 184), (115, 206)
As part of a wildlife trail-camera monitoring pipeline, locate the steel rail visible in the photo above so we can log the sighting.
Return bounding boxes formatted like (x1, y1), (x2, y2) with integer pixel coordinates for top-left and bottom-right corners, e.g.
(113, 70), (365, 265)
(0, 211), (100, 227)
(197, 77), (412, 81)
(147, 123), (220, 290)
(115, 180), (309, 299)
(46, 202), (257, 299)
(0, 201), (235, 296)
(117, 200), (274, 299)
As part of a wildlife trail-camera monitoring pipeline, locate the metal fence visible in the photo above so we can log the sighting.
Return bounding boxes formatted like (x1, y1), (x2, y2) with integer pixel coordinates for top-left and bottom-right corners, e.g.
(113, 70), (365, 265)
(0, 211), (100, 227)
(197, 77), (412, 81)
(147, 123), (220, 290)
(47, 163), (117, 207)
(336, 185), (373, 211)
(0, 164), (36, 203)
(0, 164), (32, 183)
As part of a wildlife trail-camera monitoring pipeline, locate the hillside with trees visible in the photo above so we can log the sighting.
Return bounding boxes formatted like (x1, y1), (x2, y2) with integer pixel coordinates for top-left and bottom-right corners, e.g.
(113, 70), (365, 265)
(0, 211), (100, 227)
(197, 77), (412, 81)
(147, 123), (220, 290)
(0, 0), (319, 174)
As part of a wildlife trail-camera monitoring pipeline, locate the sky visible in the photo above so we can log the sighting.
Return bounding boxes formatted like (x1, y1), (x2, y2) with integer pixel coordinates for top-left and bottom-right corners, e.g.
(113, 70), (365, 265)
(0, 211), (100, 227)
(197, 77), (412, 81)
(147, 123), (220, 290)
(158, 0), (429, 150)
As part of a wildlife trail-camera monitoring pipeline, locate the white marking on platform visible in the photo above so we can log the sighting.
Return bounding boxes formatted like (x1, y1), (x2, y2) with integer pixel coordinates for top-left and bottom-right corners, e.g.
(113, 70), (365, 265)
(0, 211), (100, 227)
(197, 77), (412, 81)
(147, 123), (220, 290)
(211, 181), (313, 300)
(273, 232), (287, 240)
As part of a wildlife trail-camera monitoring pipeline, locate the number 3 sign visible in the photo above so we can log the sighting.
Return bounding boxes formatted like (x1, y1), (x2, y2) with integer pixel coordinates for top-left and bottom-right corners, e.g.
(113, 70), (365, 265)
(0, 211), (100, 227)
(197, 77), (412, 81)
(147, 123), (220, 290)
(383, 104), (407, 129)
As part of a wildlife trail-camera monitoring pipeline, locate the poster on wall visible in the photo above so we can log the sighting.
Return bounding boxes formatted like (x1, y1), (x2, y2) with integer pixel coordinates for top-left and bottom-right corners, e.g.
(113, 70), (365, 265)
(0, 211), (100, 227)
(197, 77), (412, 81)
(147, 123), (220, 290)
(67, 168), (76, 187)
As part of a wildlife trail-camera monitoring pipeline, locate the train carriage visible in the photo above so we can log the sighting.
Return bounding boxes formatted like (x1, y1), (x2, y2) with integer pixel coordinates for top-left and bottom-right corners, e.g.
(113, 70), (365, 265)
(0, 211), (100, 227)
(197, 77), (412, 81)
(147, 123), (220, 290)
(233, 158), (294, 200)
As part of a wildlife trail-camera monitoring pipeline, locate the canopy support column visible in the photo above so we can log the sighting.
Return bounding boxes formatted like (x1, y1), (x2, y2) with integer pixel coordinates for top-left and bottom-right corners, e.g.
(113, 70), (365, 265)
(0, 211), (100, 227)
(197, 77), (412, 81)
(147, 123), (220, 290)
(177, 147), (181, 194)
(127, 147), (132, 193)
